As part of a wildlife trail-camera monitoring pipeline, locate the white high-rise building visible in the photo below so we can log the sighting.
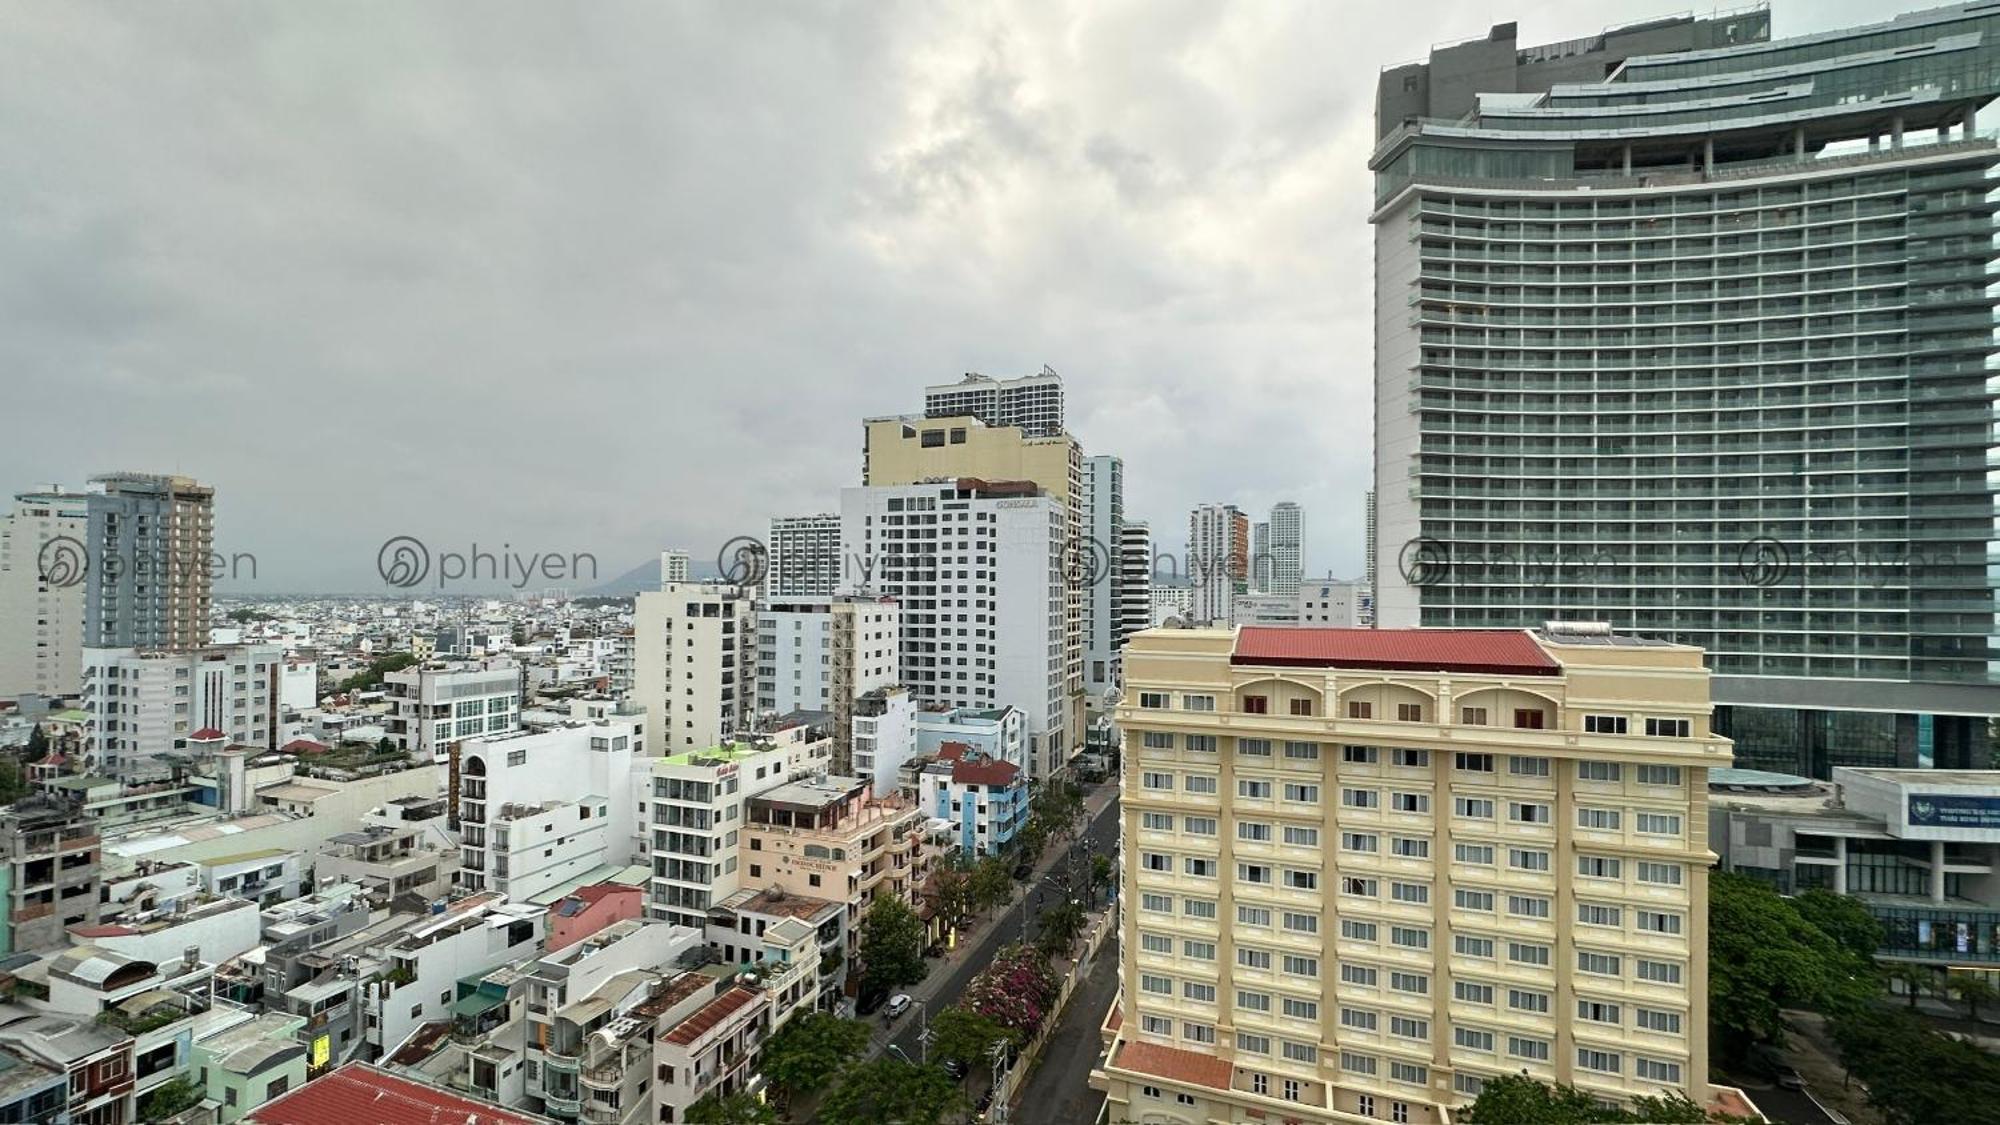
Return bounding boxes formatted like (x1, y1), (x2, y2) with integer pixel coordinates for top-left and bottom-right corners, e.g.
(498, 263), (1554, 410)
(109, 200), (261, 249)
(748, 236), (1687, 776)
(923, 368), (1064, 437)
(81, 643), (281, 780)
(0, 488), (87, 700)
(753, 596), (901, 722)
(633, 582), (754, 755)
(768, 515), (841, 599)
(841, 478), (1069, 779)
(1269, 500), (1302, 596)
(1187, 504), (1246, 627)
(660, 549), (690, 585)
(1117, 522), (1153, 645)
(1082, 456), (1124, 697)
(383, 658), (521, 764)
(1364, 489), (1378, 613)
(455, 717), (646, 898)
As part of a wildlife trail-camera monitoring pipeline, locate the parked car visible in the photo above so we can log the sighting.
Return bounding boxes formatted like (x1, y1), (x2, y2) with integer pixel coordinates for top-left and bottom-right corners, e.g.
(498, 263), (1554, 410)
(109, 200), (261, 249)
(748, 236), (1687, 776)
(1012, 861), (1033, 880)
(856, 991), (888, 1016)
(942, 1058), (969, 1081)
(885, 993), (913, 1020)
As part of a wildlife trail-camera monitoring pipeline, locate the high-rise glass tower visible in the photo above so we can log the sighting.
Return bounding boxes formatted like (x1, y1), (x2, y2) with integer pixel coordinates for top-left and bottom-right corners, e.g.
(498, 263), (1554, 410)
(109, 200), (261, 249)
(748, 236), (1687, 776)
(1372, 5), (2000, 775)
(1269, 501), (1303, 596)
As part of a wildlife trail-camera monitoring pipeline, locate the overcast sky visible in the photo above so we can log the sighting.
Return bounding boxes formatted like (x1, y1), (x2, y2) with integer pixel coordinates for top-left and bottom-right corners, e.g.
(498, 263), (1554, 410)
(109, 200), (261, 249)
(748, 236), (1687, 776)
(0, 0), (1903, 593)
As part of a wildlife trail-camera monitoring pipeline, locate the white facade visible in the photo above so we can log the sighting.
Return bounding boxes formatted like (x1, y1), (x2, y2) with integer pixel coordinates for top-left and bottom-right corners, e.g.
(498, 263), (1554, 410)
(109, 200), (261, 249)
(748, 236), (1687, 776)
(1150, 584), (1193, 626)
(852, 686), (917, 798)
(1186, 503), (1243, 626)
(383, 658), (521, 764)
(768, 515), (841, 599)
(1118, 522), (1153, 646)
(1296, 577), (1368, 627)
(0, 489), (87, 700)
(278, 661), (317, 714)
(456, 719), (646, 896)
(841, 480), (1069, 780)
(81, 643), (282, 780)
(754, 597), (901, 722)
(364, 895), (545, 1061)
(1268, 500), (1303, 596)
(633, 583), (753, 755)
(659, 550), (690, 585)
(1082, 456), (1123, 698)
(922, 368), (1064, 436)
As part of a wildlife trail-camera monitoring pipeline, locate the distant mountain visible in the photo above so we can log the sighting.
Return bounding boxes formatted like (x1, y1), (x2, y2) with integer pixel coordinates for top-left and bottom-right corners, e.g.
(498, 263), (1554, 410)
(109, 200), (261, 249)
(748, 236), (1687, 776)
(585, 553), (723, 597)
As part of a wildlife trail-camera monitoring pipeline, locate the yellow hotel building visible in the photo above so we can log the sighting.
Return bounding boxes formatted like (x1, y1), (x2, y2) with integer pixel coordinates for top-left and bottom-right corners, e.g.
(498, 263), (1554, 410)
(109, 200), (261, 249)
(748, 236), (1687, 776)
(1094, 624), (1747, 1125)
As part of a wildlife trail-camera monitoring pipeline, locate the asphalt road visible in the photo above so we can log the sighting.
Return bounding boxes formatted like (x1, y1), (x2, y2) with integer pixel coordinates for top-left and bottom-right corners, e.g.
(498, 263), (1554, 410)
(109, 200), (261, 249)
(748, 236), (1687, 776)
(876, 790), (1123, 1067)
(1010, 933), (1120, 1124)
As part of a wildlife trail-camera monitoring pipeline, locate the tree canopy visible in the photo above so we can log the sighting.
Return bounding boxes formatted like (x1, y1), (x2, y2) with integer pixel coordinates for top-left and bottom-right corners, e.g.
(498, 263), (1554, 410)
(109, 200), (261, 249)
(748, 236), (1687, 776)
(1830, 1005), (2000, 1125)
(756, 1011), (869, 1105)
(819, 1058), (961, 1125)
(1458, 1074), (1749, 1124)
(335, 651), (419, 694)
(859, 895), (927, 993)
(685, 1090), (777, 1125)
(927, 1005), (1017, 1070)
(1708, 873), (1873, 1050)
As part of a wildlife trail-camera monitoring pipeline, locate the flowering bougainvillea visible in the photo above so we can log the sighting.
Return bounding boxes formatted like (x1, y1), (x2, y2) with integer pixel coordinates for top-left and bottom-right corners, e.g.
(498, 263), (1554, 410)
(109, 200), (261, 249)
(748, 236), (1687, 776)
(959, 943), (1059, 1036)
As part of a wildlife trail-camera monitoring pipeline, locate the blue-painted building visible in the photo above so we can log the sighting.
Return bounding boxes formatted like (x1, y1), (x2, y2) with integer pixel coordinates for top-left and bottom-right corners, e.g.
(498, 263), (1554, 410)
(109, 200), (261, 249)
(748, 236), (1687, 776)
(921, 752), (1028, 857)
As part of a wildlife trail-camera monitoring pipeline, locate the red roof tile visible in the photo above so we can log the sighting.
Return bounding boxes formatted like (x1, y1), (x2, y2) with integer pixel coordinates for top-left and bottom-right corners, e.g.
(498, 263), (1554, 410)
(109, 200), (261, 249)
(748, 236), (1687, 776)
(662, 986), (760, 1046)
(1113, 1039), (1232, 1091)
(189, 728), (226, 740)
(246, 1062), (545, 1124)
(951, 758), (1020, 788)
(936, 741), (972, 761)
(1233, 627), (1560, 676)
(281, 739), (329, 755)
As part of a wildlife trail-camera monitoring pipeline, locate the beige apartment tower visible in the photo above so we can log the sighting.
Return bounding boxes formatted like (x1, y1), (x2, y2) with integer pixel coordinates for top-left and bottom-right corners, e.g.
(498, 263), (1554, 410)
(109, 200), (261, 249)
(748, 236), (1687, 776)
(861, 414), (1085, 770)
(1095, 624), (1735, 1124)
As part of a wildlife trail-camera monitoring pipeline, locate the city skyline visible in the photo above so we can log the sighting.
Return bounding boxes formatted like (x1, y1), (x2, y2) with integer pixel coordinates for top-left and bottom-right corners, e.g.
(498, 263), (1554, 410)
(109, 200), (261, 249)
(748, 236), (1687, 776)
(0, 1), (1898, 594)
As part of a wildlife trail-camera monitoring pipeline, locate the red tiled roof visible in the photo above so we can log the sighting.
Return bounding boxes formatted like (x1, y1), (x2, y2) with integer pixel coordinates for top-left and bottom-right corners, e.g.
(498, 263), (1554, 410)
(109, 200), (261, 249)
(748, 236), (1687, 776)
(936, 741), (972, 761)
(246, 1062), (544, 1124)
(281, 739), (329, 755)
(952, 758), (1020, 788)
(189, 728), (226, 740)
(1233, 627), (1560, 676)
(662, 986), (760, 1046)
(1113, 1039), (1232, 1091)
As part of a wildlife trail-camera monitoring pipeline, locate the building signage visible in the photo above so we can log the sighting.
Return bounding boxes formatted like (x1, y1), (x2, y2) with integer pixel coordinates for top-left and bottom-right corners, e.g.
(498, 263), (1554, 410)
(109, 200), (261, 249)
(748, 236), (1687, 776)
(1907, 794), (2000, 830)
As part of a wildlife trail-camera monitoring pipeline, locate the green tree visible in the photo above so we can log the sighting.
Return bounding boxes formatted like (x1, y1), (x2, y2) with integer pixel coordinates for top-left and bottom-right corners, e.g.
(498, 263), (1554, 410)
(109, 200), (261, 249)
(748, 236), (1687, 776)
(927, 1006), (1017, 1071)
(1090, 852), (1113, 902)
(1793, 889), (1885, 965)
(138, 1076), (204, 1120)
(1035, 897), (1087, 960)
(1830, 1005), (2000, 1125)
(859, 895), (927, 993)
(375, 736), (399, 756)
(686, 1090), (778, 1125)
(1887, 962), (1935, 1010)
(820, 1058), (962, 1125)
(1949, 972), (1997, 1021)
(1457, 1074), (1616, 1124)
(336, 651), (419, 694)
(1459, 1075), (1749, 1124)
(929, 864), (972, 930)
(1708, 873), (1871, 1051)
(970, 856), (1014, 912)
(25, 724), (49, 758)
(756, 1012), (869, 1109)
(1013, 816), (1049, 866)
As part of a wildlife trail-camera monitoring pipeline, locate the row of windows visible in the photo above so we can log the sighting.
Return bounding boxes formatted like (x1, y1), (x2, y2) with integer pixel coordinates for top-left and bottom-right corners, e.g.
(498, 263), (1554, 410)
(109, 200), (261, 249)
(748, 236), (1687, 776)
(1132, 694), (1695, 740)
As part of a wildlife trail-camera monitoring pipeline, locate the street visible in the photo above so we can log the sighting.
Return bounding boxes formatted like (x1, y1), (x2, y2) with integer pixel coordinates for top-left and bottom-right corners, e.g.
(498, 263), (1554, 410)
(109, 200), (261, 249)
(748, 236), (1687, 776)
(874, 786), (1122, 1069)
(1010, 933), (1119, 1123)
